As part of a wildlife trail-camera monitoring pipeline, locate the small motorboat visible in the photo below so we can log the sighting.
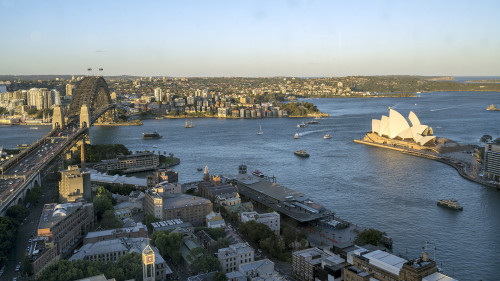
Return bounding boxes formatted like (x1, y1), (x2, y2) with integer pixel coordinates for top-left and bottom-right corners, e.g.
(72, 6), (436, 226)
(324, 134), (332, 139)
(294, 150), (309, 158)
(294, 133), (299, 139)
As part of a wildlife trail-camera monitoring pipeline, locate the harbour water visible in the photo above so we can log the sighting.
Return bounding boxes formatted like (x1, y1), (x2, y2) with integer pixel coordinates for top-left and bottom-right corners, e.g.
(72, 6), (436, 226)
(1, 91), (499, 279)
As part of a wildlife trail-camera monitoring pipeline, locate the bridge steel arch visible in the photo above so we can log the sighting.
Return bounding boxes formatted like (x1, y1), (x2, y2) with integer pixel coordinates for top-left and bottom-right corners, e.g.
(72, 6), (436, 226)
(68, 76), (114, 124)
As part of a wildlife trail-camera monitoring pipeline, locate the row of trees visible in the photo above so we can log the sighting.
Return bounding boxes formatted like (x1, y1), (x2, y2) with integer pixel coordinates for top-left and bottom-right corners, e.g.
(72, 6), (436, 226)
(239, 221), (307, 262)
(0, 204), (30, 264)
(93, 187), (122, 229)
(38, 252), (142, 281)
(151, 230), (222, 275)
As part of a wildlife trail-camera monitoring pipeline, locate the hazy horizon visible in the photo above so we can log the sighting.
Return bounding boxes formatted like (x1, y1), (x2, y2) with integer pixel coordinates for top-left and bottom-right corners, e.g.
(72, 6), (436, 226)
(1, 0), (500, 77)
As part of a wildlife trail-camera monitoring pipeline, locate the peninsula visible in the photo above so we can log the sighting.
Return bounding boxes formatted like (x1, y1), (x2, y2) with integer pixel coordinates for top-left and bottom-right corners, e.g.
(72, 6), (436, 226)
(354, 108), (497, 188)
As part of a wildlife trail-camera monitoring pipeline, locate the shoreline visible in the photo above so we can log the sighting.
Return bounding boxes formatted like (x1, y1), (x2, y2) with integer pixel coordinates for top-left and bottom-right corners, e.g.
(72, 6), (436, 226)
(354, 139), (498, 189)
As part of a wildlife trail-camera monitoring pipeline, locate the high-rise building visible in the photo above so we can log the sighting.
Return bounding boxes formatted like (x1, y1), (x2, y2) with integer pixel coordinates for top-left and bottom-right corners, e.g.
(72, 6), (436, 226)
(218, 242), (255, 273)
(144, 189), (212, 226)
(51, 89), (61, 105)
(27, 88), (54, 110)
(154, 88), (163, 102)
(484, 143), (500, 181)
(59, 165), (91, 203)
(66, 84), (73, 96)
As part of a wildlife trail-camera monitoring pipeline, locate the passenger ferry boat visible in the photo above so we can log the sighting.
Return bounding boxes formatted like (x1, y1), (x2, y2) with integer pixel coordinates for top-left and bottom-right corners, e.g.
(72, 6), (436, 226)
(437, 198), (463, 211)
(142, 131), (162, 139)
(294, 150), (310, 158)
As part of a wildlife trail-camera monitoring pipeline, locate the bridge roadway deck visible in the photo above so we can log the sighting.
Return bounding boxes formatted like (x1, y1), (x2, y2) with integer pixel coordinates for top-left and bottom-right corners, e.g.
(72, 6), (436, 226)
(0, 125), (88, 213)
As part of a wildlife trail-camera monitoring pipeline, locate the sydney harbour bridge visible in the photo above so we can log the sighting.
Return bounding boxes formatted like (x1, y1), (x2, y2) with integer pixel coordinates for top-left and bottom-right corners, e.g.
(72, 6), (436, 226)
(0, 76), (116, 215)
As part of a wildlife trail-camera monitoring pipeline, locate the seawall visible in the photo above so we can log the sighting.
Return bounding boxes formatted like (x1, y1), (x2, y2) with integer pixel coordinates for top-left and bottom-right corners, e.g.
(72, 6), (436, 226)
(354, 139), (498, 189)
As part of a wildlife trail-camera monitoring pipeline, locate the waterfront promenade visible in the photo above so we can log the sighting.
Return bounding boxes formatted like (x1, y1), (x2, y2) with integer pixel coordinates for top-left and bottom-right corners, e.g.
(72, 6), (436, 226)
(354, 139), (498, 189)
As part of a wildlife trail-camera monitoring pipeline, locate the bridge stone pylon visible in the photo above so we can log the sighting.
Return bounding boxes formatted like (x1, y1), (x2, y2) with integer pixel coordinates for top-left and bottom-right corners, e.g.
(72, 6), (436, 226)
(80, 104), (90, 128)
(52, 105), (65, 129)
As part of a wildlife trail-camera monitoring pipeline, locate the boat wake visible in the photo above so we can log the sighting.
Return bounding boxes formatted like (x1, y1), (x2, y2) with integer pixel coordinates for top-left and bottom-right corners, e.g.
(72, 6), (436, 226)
(430, 106), (459, 112)
(296, 129), (330, 137)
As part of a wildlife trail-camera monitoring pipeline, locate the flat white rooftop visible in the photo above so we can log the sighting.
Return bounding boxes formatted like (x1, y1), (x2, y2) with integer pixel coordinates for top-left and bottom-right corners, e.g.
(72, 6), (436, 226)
(363, 250), (407, 276)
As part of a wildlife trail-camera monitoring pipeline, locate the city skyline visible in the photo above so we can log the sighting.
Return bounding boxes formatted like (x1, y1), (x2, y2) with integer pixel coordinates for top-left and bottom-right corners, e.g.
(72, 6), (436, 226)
(1, 0), (500, 77)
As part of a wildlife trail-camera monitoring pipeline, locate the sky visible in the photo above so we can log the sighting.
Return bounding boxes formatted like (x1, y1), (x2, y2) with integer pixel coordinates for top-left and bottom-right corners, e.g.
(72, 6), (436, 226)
(1, 0), (500, 77)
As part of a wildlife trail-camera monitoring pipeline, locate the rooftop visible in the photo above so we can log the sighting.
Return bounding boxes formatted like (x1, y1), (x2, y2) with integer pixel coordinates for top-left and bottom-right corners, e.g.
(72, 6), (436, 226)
(38, 202), (87, 230)
(293, 247), (330, 265)
(219, 242), (254, 257)
(423, 272), (459, 281)
(161, 193), (212, 210)
(362, 250), (407, 276)
(70, 237), (171, 273)
(84, 223), (146, 240)
(229, 173), (332, 222)
(347, 266), (371, 277)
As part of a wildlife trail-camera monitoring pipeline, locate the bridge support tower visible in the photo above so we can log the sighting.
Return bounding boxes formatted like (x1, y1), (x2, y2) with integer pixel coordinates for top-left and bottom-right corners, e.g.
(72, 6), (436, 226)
(52, 105), (65, 129)
(80, 104), (91, 129)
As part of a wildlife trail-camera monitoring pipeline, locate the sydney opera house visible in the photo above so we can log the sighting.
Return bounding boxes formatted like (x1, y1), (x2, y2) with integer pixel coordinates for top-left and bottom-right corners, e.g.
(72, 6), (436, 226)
(363, 108), (437, 149)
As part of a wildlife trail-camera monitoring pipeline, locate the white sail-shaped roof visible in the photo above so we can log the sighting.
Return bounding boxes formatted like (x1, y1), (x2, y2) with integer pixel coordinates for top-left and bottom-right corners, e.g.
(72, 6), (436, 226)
(379, 115), (390, 137)
(408, 111), (421, 126)
(417, 136), (436, 146)
(389, 109), (411, 139)
(370, 109), (436, 146)
(372, 119), (381, 134)
(397, 127), (413, 139)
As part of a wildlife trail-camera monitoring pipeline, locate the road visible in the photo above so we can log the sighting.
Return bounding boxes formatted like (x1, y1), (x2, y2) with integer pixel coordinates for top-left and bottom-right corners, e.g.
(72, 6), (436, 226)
(2, 175), (57, 280)
(0, 124), (81, 209)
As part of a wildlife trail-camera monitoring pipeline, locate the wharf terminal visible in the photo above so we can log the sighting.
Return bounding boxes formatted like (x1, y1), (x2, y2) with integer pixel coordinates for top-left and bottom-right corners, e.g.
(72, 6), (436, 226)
(224, 166), (392, 249)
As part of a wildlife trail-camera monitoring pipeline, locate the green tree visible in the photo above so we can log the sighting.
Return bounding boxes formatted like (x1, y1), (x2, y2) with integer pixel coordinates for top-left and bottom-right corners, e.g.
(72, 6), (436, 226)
(212, 271), (228, 281)
(209, 237), (230, 253)
(6, 204), (29, 225)
(93, 195), (113, 220)
(282, 226), (297, 248)
(151, 231), (183, 264)
(240, 221), (274, 244)
(354, 228), (387, 246)
(0, 217), (16, 264)
(143, 214), (160, 231)
(101, 210), (123, 229)
(188, 247), (220, 274)
(21, 252), (32, 275)
(480, 134), (493, 143)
